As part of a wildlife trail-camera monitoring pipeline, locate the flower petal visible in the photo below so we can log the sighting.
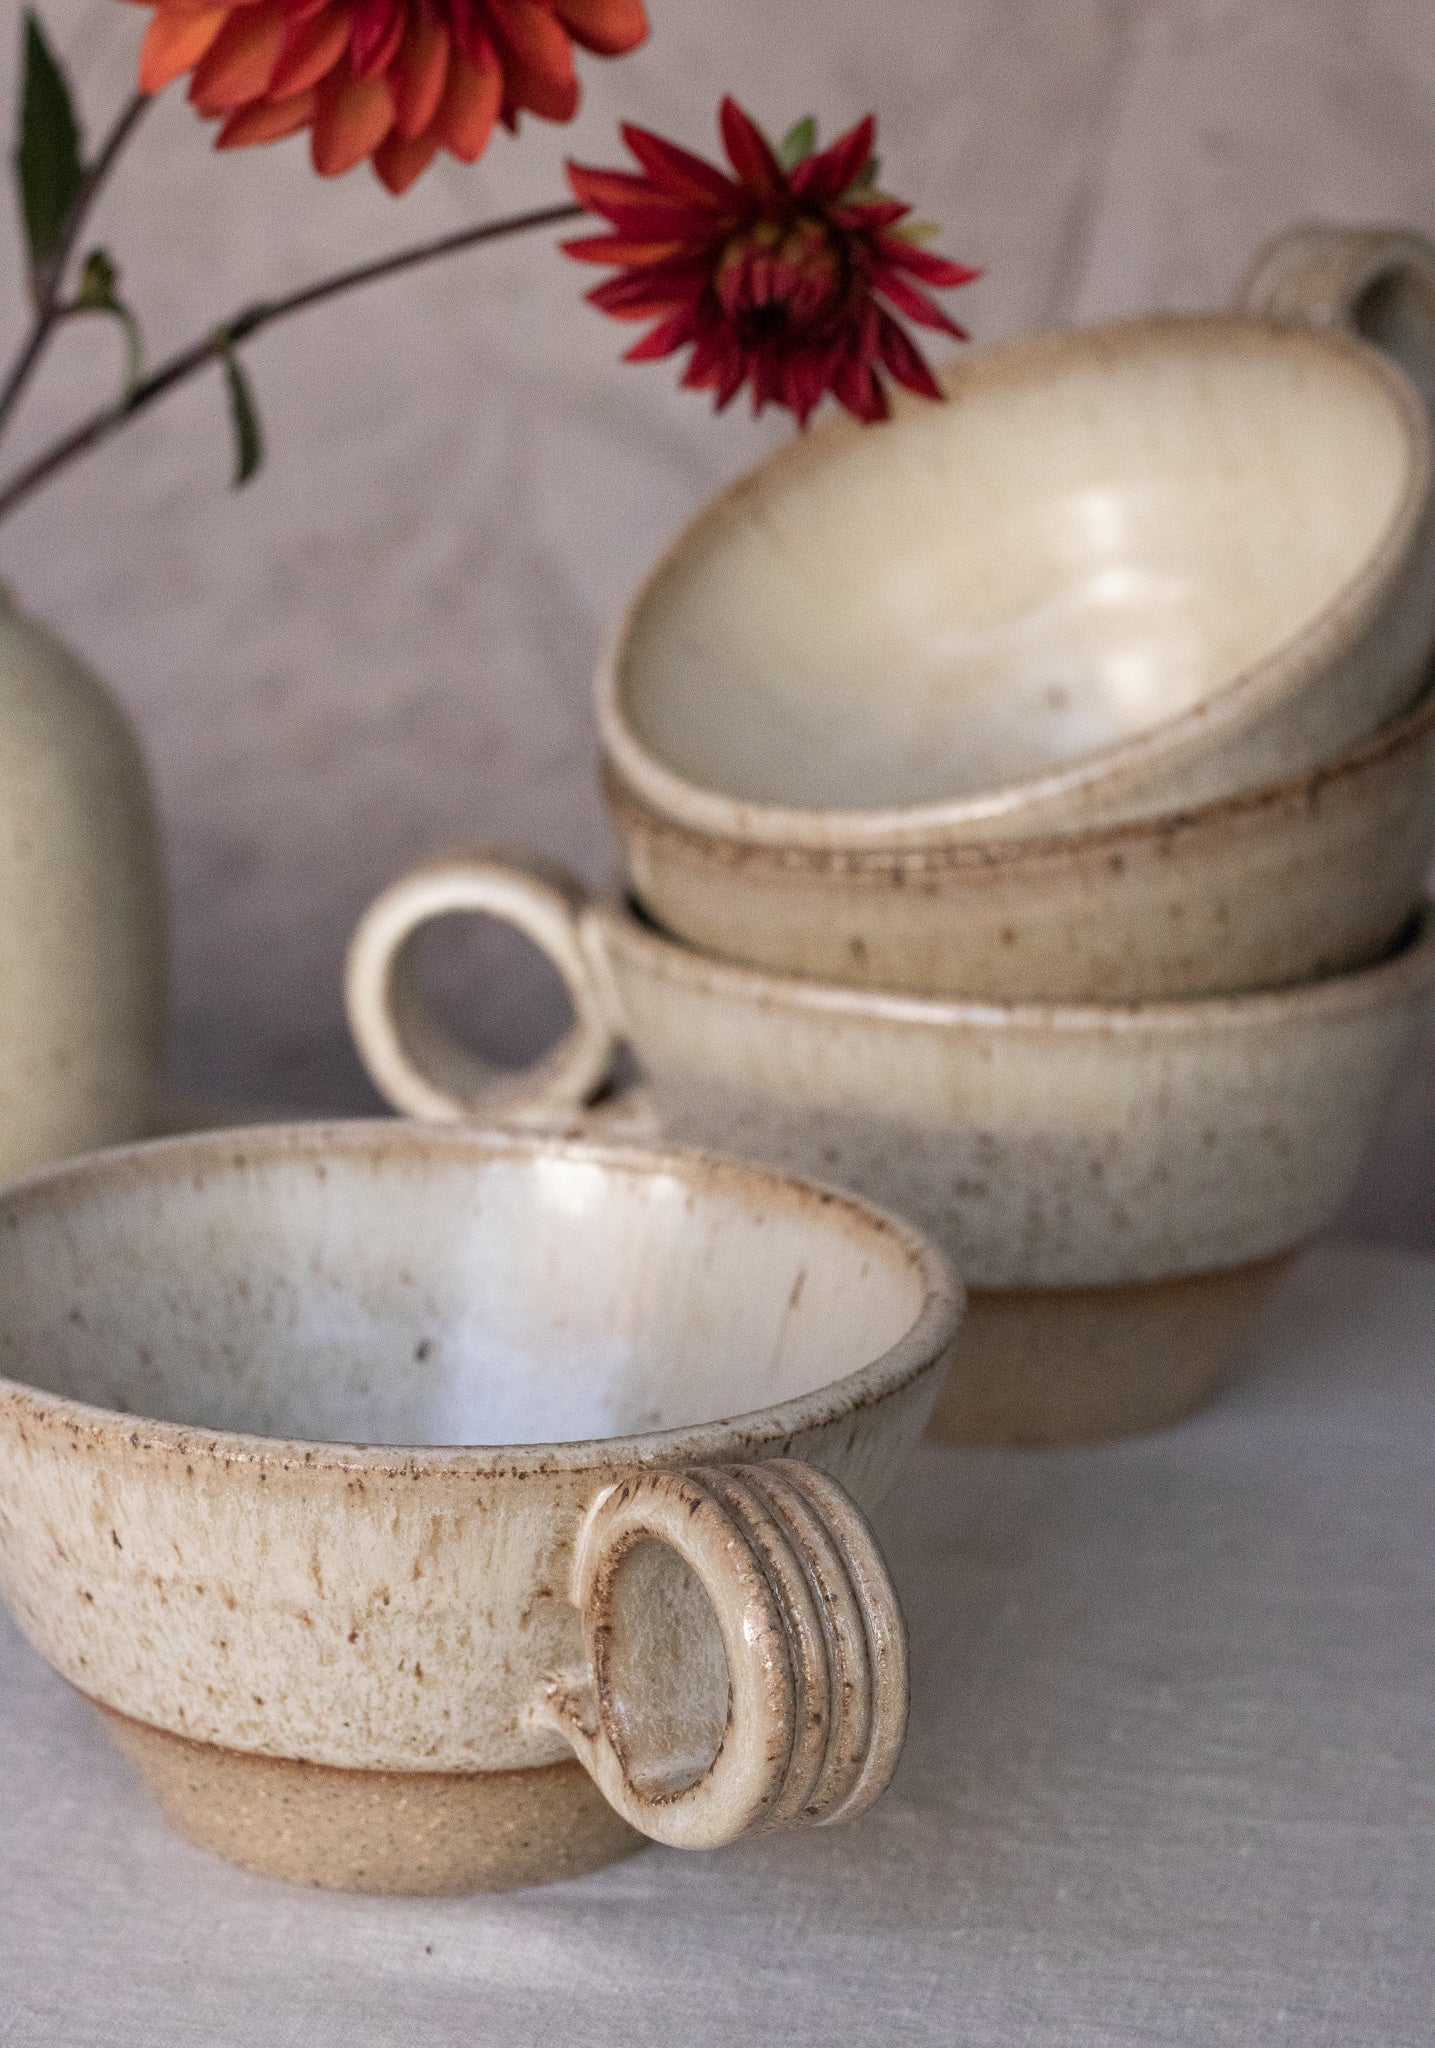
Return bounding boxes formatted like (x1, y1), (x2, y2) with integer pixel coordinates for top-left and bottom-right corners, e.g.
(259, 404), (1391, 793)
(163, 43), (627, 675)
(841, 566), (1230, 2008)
(350, 0), (404, 79)
(587, 256), (713, 316)
(879, 239), (983, 288)
(311, 60), (393, 174)
(749, 345), (785, 415)
(874, 263), (969, 336)
(623, 307), (697, 360)
(188, 2), (286, 113)
(681, 322), (735, 390)
(565, 164), (710, 239)
(711, 343), (748, 409)
(139, 5), (227, 92)
(790, 113), (874, 202)
(876, 308), (944, 400)
(268, 4), (350, 99)
(781, 351), (826, 426)
(373, 125), (440, 192)
(561, 230), (689, 265)
(390, 13), (449, 139)
(678, 317), (748, 409)
(555, 0), (648, 57)
(718, 96), (785, 199)
(437, 50), (502, 161)
(490, 0), (579, 122)
(620, 122), (735, 205)
(833, 349), (888, 422)
(567, 160), (649, 212)
(832, 196), (908, 232)
(216, 87), (316, 146)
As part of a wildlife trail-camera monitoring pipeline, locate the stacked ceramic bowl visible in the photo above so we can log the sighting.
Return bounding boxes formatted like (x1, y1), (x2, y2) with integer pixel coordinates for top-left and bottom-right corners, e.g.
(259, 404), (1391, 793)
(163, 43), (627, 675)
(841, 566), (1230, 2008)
(349, 223), (1435, 1446)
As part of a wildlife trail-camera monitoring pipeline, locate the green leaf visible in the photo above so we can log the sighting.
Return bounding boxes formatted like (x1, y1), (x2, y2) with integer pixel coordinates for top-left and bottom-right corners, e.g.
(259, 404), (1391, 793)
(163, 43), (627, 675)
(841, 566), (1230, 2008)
(779, 117), (817, 171)
(14, 11), (84, 278)
(220, 339), (263, 489)
(73, 247), (143, 394)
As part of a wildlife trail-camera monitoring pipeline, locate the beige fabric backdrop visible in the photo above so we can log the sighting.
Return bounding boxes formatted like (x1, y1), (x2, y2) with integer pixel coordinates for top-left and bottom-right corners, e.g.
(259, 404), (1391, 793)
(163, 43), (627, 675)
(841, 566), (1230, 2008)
(0, 0), (1431, 1235)
(2, 21), (1434, 2038)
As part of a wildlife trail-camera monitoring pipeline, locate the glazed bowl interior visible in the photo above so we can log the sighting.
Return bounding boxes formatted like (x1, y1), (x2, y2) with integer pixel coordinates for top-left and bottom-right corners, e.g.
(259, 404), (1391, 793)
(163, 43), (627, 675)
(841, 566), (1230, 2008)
(613, 319), (1415, 812)
(0, 1126), (934, 1449)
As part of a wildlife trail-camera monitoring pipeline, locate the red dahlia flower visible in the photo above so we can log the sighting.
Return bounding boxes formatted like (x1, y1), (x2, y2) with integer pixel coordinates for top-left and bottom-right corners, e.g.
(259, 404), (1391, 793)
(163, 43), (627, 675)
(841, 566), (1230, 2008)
(126, 0), (649, 193)
(565, 99), (979, 425)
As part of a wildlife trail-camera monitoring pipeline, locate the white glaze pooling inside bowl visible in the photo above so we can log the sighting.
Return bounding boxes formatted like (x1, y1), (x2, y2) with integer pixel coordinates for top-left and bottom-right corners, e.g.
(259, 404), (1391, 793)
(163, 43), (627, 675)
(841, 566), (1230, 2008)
(618, 321), (1412, 810)
(0, 1138), (925, 1446)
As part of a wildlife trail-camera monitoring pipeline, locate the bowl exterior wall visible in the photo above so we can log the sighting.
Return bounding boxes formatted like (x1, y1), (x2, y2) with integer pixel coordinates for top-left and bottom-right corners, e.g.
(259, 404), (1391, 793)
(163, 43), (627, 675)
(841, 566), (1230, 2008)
(600, 916), (1430, 1288)
(608, 699), (1435, 1001)
(0, 1365), (937, 1774)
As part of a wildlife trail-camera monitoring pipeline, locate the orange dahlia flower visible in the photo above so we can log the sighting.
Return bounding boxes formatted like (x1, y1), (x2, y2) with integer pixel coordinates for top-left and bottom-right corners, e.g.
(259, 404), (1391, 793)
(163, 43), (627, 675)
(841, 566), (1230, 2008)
(127, 0), (649, 193)
(565, 99), (979, 425)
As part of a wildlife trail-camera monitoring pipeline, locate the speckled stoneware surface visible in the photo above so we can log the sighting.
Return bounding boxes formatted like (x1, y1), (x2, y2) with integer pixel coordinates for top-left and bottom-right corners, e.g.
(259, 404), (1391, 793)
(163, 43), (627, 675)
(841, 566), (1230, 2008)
(604, 686), (1435, 1003)
(0, 1122), (960, 1892)
(348, 864), (1435, 1441)
(0, 587), (166, 1176)
(598, 225), (1435, 855)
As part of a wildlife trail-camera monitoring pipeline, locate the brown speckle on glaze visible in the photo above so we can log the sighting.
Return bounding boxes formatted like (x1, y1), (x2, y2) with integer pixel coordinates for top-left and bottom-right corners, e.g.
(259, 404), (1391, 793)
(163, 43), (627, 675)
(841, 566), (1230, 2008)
(0, 1121), (954, 1889)
(597, 686), (1435, 1005)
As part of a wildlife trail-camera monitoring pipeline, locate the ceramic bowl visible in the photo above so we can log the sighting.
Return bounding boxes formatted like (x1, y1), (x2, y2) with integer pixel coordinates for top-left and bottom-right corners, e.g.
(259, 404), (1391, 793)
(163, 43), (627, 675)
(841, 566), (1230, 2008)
(348, 865), (1435, 1445)
(604, 684), (1435, 1003)
(598, 225), (1435, 854)
(0, 1121), (960, 1893)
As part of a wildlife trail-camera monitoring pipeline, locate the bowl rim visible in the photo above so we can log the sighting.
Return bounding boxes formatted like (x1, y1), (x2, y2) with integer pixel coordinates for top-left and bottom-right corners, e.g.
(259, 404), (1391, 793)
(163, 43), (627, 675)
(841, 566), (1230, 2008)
(597, 895), (1435, 1033)
(603, 678), (1435, 879)
(0, 1120), (962, 1476)
(597, 310), (1433, 850)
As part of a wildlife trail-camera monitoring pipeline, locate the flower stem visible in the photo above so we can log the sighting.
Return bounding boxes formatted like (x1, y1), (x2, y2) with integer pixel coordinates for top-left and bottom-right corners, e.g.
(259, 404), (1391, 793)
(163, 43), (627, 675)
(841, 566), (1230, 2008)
(0, 90), (152, 447)
(0, 197), (584, 527)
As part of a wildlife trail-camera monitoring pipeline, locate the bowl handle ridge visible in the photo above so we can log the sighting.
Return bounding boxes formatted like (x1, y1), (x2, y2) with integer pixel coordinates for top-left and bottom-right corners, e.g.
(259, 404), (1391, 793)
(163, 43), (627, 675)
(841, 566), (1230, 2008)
(531, 1459), (909, 1852)
(345, 851), (630, 1130)
(1238, 223), (1435, 411)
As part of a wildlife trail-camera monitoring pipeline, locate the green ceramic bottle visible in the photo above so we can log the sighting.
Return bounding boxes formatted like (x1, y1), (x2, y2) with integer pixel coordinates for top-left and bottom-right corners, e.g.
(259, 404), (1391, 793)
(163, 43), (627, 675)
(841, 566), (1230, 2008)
(0, 584), (166, 1175)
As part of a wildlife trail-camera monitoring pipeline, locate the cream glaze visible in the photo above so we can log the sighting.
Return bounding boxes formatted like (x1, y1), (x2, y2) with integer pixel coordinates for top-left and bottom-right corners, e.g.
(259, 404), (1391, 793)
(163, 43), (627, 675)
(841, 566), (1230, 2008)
(0, 1123), (958, 1779)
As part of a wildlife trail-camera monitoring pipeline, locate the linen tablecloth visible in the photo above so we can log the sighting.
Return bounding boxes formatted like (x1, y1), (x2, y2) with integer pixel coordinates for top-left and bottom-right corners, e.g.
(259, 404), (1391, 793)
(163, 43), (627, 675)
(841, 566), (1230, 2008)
(4, 1237), (1432, 2047)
